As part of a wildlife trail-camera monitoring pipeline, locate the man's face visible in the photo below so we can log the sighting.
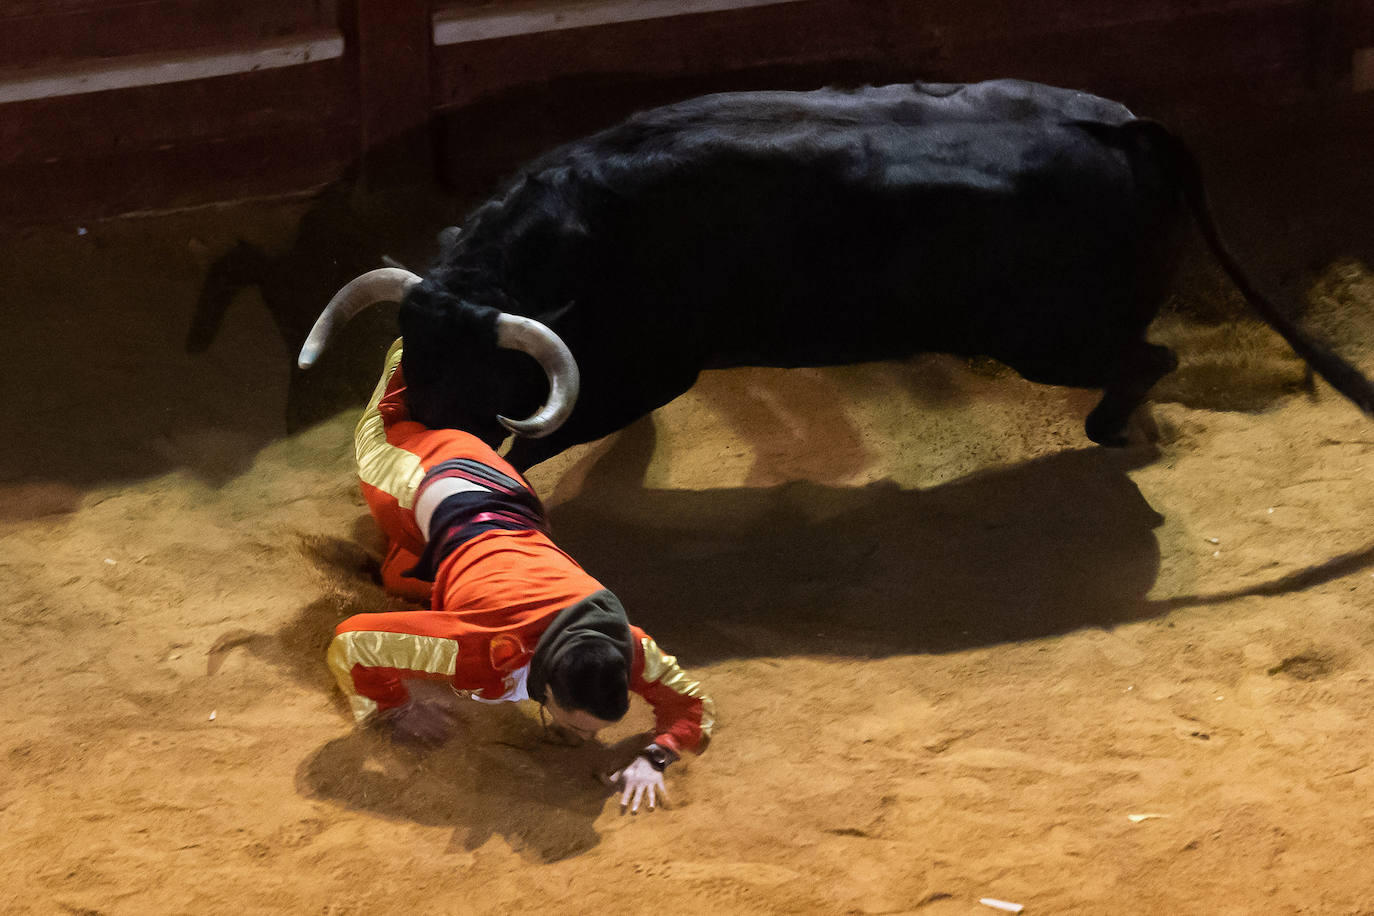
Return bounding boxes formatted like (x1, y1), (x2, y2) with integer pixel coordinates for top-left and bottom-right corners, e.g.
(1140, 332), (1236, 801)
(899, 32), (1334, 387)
(542, 687), (617, 742)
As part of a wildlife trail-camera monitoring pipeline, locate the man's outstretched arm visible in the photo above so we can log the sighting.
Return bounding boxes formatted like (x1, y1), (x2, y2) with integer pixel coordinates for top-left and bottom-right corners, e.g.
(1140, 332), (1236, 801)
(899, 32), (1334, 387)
(612, 628), (716, 811)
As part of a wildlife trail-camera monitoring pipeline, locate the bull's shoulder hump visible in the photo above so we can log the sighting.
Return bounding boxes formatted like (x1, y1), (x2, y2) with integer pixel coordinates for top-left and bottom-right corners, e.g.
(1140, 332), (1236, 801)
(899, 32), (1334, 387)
(513, 80), (1139, 194)
(559, 80), (1133, 158)
(937, 78), (1136, 124)
(617, 79), (1131, 126)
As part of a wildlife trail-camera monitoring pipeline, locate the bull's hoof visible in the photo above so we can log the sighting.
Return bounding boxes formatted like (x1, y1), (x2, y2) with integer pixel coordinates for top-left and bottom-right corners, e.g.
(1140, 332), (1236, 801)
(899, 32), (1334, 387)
(1084, 411), (1132, 447)
(1086, 405), (1163, 448)
(1088, 427), (1132, 448)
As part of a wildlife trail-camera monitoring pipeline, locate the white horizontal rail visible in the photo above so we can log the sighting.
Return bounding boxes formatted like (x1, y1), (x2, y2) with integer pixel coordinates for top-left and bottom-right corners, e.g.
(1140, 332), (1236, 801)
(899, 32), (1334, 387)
(433, 0), (810, 45)
(0, 0), (813, 104)
(0, 33), (344, 104)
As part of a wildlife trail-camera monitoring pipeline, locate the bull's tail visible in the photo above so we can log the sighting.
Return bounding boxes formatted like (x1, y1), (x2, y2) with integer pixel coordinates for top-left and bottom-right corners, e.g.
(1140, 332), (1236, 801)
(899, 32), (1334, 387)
(1125, 117), (1374, 418)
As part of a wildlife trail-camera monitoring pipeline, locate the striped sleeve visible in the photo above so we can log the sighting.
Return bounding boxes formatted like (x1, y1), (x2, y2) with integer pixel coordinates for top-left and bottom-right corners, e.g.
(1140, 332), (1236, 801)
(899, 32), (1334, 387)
(630, 629), (716, 755)
(326, 612), (460, 723)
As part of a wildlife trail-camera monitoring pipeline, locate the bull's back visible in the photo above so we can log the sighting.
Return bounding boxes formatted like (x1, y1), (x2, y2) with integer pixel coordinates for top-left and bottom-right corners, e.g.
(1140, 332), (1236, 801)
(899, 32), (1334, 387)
(555, 80), (1167, 368)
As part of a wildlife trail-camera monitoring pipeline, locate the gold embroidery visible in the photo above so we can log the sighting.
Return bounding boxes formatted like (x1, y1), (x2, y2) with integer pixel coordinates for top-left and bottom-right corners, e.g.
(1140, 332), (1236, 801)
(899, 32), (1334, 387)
(639, 636), (717, 739)
(354, 339), (424, 509)
(326, 628), (459, 723)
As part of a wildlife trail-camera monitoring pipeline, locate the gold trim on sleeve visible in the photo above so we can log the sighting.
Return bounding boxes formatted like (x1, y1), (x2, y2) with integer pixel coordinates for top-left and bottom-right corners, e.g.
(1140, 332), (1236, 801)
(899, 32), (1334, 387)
(326, 628), (460, 723)
(640, 636), (716, 739)
(354, 339), (424, 509)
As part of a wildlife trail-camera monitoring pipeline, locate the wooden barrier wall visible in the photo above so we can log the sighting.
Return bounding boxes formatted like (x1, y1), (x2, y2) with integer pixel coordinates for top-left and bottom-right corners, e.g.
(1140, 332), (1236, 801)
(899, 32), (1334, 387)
(1, 0), (1370, 225)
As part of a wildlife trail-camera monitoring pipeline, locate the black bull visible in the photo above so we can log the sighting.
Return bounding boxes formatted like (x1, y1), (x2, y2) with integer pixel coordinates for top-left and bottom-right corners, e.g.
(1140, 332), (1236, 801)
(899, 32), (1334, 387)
(300, 78), (1374, 471)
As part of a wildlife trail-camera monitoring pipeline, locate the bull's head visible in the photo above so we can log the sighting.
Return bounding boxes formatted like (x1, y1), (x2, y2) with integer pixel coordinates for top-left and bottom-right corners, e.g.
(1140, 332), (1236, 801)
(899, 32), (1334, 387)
(297, 267), (579, 445)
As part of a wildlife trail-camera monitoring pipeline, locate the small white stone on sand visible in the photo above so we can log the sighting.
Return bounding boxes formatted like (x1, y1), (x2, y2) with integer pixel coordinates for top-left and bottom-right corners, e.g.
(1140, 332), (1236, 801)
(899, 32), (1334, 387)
(1127, 813), (1168, 823)
(104, 558), (116, 565)
(1205, 537), (1220, 544)
(979, 899), (1024, 913)
(208, 710), (217, 721)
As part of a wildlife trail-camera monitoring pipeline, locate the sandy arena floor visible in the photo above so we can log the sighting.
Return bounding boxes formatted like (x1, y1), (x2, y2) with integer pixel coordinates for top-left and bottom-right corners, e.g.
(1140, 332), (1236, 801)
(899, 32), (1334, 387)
(2, 95), (1373, 915)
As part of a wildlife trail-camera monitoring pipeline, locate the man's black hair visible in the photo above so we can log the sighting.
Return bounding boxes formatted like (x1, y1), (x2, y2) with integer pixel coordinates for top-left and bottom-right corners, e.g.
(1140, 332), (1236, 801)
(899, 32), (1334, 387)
(547, 639), (630, 721)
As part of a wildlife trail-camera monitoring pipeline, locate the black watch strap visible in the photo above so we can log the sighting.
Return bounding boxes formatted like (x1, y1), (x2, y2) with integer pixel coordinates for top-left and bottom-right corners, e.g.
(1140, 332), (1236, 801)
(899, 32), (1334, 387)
(641, 743), (676, 772)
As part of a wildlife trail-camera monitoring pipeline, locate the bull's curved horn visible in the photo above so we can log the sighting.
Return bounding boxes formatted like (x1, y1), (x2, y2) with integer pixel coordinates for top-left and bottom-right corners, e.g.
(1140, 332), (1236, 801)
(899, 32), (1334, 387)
(297, 267), (421, 369)
(494, 314), (580, 438)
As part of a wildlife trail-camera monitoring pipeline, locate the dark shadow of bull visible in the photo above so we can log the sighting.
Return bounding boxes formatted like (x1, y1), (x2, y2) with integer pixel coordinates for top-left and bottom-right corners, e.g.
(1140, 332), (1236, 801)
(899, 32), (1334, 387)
(550, 417), (1374, 664)
(183, 174), (469, 432)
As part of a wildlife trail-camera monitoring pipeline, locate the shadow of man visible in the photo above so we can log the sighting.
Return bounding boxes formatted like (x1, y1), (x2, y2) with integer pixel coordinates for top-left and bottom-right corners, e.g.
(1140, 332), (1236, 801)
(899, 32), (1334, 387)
(295, 706), (649, 863)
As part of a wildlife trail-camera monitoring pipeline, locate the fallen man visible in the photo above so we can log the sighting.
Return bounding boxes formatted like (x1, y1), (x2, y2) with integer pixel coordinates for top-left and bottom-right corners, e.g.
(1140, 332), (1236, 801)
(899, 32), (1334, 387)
(325, 340), (715, 812)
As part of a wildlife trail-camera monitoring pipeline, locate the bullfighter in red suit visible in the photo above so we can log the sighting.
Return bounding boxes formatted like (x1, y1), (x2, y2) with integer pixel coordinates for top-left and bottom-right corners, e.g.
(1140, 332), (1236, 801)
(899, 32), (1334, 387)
(327, 340), (714, 812)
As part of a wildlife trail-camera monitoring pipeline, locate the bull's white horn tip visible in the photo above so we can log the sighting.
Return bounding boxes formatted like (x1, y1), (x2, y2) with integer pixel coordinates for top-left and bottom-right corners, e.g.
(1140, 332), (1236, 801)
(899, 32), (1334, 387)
(497, 414), (555, 439)
(297, 345), (320, 370)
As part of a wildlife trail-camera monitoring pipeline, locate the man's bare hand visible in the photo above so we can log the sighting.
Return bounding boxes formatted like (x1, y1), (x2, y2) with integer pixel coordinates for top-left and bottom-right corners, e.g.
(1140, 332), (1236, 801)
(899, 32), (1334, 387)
(380, 698), (460, 749)
(608, 756), (668, 813)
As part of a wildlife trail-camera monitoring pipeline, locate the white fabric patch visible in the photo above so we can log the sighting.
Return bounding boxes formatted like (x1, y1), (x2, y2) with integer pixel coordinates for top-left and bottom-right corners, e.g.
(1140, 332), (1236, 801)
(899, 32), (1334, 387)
(415, 476), (490, 539)
(469, 662), (531, 704)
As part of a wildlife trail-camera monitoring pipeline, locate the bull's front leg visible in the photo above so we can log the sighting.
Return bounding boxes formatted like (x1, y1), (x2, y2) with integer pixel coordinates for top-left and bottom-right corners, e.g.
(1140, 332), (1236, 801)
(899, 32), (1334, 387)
(1084, 342), (1178, 446)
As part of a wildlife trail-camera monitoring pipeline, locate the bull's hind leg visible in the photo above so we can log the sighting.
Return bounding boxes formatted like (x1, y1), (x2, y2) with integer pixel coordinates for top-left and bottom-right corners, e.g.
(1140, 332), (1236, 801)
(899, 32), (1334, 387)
(1085, 342), (1178, 447)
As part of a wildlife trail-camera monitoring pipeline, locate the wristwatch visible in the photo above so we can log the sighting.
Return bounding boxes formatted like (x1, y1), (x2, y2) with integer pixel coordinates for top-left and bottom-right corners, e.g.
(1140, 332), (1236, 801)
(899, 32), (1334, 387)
(640, 743), (677, 772)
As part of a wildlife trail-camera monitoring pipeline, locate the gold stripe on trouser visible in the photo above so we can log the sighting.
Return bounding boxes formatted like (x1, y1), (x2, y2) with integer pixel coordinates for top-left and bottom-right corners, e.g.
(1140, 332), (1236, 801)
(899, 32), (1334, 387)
(639, 636), (717, 740)
(326, 629), (459, 723)
(355, 338), (424, 510)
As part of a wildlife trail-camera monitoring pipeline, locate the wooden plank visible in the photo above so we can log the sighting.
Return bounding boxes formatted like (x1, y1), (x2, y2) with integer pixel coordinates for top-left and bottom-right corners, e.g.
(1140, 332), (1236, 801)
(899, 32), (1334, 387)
(432, 0), (809, 44)
(343, 0), (436, 186)
(427, 0), (1305, 43)
(432, 0), (897, 109)
(0, 34), (344, 105)
(0, 59), (357, 223)
(0, 59), (354, 165)
(0, 1), (339, 70)
(0, 123), (356, 224)
(902, 0), (1305, 36)
(923, 3), (1317, 103)
(431, 0), (1320, 113)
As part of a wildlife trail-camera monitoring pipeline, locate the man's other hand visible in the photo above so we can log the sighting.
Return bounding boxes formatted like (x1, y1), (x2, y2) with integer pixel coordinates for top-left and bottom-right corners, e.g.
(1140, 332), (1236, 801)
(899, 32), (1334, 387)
(609, 756), (668, 813)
